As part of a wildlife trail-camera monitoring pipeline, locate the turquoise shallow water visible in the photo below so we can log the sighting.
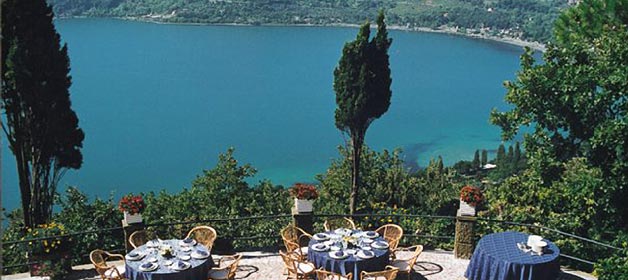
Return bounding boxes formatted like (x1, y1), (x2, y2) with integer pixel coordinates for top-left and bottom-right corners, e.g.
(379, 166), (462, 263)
(1, 19), (523, 211)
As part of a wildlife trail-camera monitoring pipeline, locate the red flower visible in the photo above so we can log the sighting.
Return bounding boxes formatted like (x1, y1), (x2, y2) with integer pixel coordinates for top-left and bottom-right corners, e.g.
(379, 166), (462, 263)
(460, 186), (484, 207)
(289, 183), (318, 200)
(119, 194), (146, 214)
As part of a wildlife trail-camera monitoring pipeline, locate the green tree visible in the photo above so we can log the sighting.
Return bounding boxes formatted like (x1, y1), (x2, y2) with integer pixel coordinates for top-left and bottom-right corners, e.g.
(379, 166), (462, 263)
(1, 0), (84, 227)
(472, 150), (481, 168)
(496, 144), (506, 163)
(490, 0), (628, 228)
(333, 10), (392, 215)
(514, 142), (522, 165)
(481, 149), (488, 166)
(554, 0), (627, 46)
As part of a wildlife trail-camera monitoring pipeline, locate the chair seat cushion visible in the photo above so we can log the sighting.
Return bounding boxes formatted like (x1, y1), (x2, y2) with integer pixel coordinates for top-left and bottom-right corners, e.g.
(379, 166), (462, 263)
(104, 265), (125, 278)
(295, 261), (314, 274)
(208, 268), (229, 279)
(362, 277), (388, 280)
(293, 246), (308, 255)
(391, 260), (410, 271)
(323, 275), (351, 280)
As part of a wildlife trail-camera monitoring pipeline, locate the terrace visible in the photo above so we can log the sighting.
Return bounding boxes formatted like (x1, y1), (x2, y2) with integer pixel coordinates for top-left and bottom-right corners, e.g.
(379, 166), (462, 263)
(2, 214), (607, 280)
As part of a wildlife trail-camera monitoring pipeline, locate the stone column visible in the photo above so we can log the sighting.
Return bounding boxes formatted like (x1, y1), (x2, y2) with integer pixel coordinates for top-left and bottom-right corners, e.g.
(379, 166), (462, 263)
(454, 213), (477, 259)
(291, 207), (313, 234)
(122, 219), (145, 253)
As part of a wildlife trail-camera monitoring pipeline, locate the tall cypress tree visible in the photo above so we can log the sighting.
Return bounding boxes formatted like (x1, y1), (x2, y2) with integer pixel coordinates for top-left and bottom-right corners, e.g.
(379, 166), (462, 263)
(2, 0), (84, 227)
(472, 150), (480, 168)
(334, 10), (392, 215)
(481, 149), (488, 166)
(496, 144), (506, 163)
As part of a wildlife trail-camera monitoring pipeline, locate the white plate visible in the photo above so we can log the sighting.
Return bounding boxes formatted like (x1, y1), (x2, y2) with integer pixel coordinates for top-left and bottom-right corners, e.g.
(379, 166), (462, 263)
(328, 251), (349, 259)
(178, 254), (191, 261)
(179, 238), (197, 247)
(334, 228), (352, 235)
(361, 246), (372, 251)
(180, 246), (192, 252)
(146, 257), (158, 263)
(330, 245), (341, 251)
(372, 241), (389, 249)
(164, 260), (174, 266)
(139, 262), (158, 272)
(356, 250), (375, 259)
(323, 240), (334, 246)
(364, 231), (379, 238)
(171, 261), (190, 271)
(311, 243), (329, 252)
(361, 238), (374, 244)
(125, 252), (144, 261)
(345, 249), (357, 255)
(191, 250), (210, 259)
(146, 240), (160, 248)
(313, 233), (330, 241)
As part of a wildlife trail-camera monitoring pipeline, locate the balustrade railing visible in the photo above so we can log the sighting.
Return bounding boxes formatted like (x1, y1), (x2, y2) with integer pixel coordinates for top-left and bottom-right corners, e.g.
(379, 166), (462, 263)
(1, 213), (621, 274)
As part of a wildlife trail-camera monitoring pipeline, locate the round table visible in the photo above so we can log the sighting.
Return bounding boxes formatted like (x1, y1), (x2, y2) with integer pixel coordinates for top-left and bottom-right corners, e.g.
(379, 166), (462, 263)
(307, 230), (390, 280)
(464, 231), (560, 280)
(125, 239), (215, 280)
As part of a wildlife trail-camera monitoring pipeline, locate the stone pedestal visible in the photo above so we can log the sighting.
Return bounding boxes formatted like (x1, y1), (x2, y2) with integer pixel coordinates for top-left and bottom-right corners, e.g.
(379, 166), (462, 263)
(122, 220), (145, 253)
(454, 214), (477, 259)
(291, 208), (313, 235)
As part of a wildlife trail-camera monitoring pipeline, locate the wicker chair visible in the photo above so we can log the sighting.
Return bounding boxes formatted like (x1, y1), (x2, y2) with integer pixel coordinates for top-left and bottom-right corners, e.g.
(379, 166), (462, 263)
(90, 249), (126, 280)
(281, 225), (312, 260)
(390, 245), (424, 280)
(360, 265), (399, 280)
(316, 269), (352, 280)
(375, 224), (403, 251)
(323, 217), (356, 232)
(128, 230), (147, 249)
(279, 250), (316, 279)
(208, 254), (241, 280)
(186, 225), (217, 251)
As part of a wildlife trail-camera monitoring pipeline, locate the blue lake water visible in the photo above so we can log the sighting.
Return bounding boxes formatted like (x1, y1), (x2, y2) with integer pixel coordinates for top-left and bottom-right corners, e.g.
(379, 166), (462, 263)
(1, 19), (524, 212)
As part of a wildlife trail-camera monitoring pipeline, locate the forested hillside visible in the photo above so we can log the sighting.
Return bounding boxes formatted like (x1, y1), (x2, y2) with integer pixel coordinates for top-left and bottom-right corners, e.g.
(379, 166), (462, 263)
(48, 0), (570, 42)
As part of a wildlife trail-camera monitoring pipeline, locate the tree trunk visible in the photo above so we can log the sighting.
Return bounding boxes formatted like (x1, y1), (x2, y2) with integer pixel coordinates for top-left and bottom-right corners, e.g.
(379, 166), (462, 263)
(349, 133), (364, 215)
(15, 144), (33, 228)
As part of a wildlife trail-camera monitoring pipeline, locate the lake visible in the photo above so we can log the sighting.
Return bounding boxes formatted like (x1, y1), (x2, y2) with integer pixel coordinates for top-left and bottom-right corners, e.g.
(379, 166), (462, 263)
(1, 19), (524, 212)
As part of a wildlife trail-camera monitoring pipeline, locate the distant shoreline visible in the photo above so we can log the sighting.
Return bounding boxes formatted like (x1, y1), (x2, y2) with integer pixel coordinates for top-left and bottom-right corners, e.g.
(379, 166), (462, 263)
(62, 16), (547, 52)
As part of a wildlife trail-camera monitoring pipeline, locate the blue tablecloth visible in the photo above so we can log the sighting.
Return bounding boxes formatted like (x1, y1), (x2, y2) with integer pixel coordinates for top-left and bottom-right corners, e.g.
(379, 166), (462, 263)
(465, 231), (560, 280)
(125, 239), (214, 280)
(307, 231), (390, 280)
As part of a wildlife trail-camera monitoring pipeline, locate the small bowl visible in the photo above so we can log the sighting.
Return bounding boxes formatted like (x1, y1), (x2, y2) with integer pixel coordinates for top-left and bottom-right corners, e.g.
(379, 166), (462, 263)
(531, 240), (547, 254)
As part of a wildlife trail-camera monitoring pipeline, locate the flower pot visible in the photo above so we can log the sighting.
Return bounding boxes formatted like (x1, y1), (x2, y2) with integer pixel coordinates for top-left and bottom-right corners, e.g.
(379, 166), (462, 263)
(294, 198), (313, 213)
(124, 211), (143, 224)
(459, 199), (476, 216)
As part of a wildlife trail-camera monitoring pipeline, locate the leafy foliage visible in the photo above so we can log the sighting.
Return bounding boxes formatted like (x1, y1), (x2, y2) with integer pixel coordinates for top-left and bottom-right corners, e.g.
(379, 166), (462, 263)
(490, 0), (628, 229)
(596, 250), (628, 280)
(47, 0), (567, 42)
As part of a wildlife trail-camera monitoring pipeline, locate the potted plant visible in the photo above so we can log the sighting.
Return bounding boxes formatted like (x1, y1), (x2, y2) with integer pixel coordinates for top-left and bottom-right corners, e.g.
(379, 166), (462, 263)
(459, 185), (483, 216)
(25, 222), (72, 278)
(118, 193), (145, 224)
(289, 183), (318, 213)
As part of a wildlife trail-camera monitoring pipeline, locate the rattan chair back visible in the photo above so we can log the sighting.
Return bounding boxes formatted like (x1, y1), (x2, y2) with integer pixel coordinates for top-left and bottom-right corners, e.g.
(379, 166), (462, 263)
(375, 224), (403, 250)
(129, 230), (147, 249)
(316, 269), (352, 280)
(186, 225), (217, 251)
(279, 250), (315, 279)
(323, 217), (356, 231)
(360, 266), (399, 280)
(90, 249), (126, 280)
